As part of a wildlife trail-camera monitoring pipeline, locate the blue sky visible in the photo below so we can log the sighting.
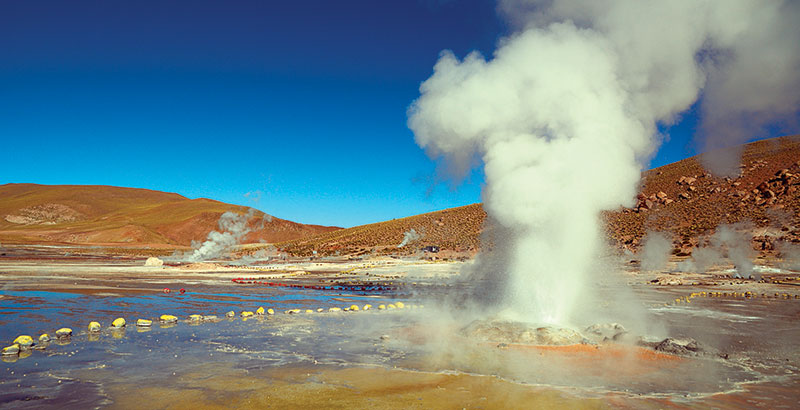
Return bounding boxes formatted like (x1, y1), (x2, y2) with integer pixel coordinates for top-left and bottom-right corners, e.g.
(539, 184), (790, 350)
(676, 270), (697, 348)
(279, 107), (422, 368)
(0, 1), (779, 227)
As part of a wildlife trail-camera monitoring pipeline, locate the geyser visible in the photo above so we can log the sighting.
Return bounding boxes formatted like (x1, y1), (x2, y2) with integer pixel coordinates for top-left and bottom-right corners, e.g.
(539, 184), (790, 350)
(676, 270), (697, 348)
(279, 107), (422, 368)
(408, 0), (799, 326)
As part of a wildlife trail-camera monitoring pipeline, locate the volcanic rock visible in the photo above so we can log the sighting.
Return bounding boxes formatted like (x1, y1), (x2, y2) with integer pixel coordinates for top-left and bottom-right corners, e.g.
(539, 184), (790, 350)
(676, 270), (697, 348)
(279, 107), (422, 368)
(652, 337), (700, 356)
(461, 319), (585, 346)
(584, 323), (628, 343)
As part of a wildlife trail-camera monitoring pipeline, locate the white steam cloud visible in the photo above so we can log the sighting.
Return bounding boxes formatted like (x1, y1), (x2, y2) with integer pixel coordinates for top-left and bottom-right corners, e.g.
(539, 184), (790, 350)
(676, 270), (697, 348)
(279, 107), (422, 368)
(640, 232), (672, 271)
(398, 228), (422, 248)
(189, 209), (255, 262)
(408, 0), (799, 325)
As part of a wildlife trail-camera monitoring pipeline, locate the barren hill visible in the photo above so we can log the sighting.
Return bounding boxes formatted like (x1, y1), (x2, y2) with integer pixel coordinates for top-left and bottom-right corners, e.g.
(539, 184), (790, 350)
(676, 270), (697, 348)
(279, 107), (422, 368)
(276, 203), (485, 257)
(276, 135), (800, 257)
(0, 184), (339, 247)
(604, 135), (800, 254)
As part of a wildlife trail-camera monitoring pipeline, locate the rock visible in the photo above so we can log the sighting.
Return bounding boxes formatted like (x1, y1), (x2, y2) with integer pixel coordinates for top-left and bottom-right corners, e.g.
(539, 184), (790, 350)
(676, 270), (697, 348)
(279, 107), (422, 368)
(136, 319), (152, 327)
(653, 337), (700, 356)
(396, 302), (405, 309)
(112, 318), (126, 328)
(267, 308), (275, 315)
(328, 307), (342, 312)
(349, 304), (360, 311)
(256, 307), (265, 315)
(285, 309), (300, 315)
(189, 314), (203, 321)
(380, 334), (390, 341)
(144, 257), (164, 267)
(316, 308), (324, 312)
(55, 328), (73, 338)
(13, 335), (34, 348)
(656, 191), (668, 200)
(305, 309), (314, 314)
(202, 315), (217, 321)
(584, 323), (628, 342)
(226, 311), (235, 318)
(2, 344), (20, 356)
(678, 192), (690, 200)
(462, 320), (585, 345)
(377, 305), (386, 310)
(88, 322), (101, 332)
(160, 314), (179, 323)
(387, 304), (397, 309)
(363, 304), (372, 310)
(39, 334), (51, 343)
(240, 311), (254, 318)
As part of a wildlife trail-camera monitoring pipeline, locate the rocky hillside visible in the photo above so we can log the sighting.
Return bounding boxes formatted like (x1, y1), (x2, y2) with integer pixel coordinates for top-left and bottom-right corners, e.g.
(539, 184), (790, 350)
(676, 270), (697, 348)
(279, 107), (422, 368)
(604, 135), (800, 254)
(275, 136), (800, 257)
(0, 184), (340, 247)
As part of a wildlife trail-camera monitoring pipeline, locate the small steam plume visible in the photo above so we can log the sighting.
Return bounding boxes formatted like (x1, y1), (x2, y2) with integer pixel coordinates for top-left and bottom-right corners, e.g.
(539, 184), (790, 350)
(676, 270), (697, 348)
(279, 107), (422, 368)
(639, 232), (672, 271)
(398, 228), (422, 248)
(677, 224), (756, 278)
(408, 0), (798, 325)
(189, 209), (256, 262)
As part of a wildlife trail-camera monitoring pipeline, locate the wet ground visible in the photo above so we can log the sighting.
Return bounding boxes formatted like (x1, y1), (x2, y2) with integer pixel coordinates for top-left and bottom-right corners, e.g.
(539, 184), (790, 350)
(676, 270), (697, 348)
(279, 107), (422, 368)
(1, 248), (799, 409)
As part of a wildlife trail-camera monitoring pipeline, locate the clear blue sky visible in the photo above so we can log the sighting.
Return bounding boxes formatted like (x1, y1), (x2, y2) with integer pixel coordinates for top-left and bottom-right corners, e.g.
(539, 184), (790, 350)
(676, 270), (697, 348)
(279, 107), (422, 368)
(0, 1), (779, 227)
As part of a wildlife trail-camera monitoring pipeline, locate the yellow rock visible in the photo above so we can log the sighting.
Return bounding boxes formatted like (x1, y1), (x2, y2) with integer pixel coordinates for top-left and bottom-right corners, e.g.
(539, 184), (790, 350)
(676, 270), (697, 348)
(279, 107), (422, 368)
(363, 304), (372, 310)
(160, 314), (178, 323)
(240, 311), (254, 318)
(55, 328), (73, 338)
(13, 335), (34, 348)
(328, 307), (341, 312)
(88, 322), (101, 332)
(285, 309), (301, 314)
(39, 334), (51, 342)
(267, 308), (275, 315)
(136, 319), (152, 327)
(387, 304), (396, 309)
(396, 302), (405, 309)
(112, 318), (126, 328)
(316, 308), (324, 312)
(226, 311), (236, 318)
(350, 305), (360, 311)
(305, 309), (314, 314)
(378, 304), (386, 310)
(256, 307), (265, 315)
(2, 344), (20, 356)
(189, 314), (203, 321)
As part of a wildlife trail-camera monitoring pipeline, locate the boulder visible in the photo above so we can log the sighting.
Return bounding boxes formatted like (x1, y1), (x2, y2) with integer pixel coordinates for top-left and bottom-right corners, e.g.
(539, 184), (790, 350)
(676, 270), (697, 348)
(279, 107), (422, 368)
(585, 323), (628, 343)
(13, 335), (34, 348)
(654, 337), (700, 356)
(55, 328), (73, 338)
(144, 257), (164, 267)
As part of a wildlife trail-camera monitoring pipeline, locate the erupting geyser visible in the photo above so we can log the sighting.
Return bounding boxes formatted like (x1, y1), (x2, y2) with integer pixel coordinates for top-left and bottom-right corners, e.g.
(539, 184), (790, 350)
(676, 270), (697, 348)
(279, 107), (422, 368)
(408, 0), (799, 326)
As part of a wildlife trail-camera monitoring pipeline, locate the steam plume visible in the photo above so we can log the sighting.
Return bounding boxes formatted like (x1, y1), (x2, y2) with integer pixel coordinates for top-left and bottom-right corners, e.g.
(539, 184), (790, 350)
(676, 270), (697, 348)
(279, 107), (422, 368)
(408, 0), (799, 325)
(398, 228), (422, 248)
(189, 209), (255, 261)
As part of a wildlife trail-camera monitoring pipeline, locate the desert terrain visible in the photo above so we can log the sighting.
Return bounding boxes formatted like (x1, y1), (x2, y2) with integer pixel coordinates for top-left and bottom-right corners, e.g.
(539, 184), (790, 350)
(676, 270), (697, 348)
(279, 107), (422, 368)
(2, 137), (800, 408)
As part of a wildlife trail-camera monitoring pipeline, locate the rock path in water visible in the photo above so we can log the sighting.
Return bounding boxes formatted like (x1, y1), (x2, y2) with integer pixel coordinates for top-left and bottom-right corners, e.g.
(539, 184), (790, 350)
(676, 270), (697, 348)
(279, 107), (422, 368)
(0, 300), (421, 363)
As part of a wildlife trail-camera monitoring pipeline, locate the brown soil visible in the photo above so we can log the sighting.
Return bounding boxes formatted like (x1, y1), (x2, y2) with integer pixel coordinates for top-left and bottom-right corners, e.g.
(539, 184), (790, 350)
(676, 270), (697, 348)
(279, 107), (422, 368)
(0, 184), (340, 248)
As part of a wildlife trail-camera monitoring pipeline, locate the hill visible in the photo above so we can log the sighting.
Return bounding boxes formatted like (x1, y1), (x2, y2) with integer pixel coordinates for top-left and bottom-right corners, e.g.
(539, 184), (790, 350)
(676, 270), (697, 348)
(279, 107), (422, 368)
(275, 203), (485, 257)
(603, 135), (800, 253)
(275, 135), (800, 257)
(0, 184), (340, 248)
